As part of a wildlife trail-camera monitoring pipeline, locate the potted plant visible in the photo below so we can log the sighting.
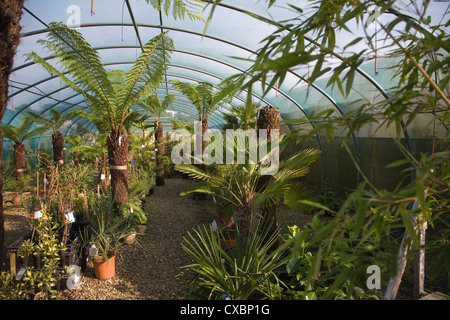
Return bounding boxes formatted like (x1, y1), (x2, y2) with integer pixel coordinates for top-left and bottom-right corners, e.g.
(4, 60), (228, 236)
(219, 220), (236, 250)
(82, 194), (132, 280)
(5, 175), (30, 204)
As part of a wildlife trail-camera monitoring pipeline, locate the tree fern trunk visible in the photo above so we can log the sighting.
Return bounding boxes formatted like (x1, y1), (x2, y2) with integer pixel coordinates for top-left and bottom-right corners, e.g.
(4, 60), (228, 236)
(13, 142), (26, 178)
(257, 106), (280, 250)
(201, 117), (209, 154)
(107, 129), (129, 209)
(0, 0), (26, 267)
(52, 131), (64, 165)
(155, 121), (165, 186)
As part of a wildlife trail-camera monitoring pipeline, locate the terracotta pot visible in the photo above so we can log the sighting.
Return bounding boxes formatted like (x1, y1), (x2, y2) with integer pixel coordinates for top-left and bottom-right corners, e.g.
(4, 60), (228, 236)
(220, 238), (236, 249)
(93, 255), (115, 280)
(123, 233), (136, 245)
(13, 196), (21, 204)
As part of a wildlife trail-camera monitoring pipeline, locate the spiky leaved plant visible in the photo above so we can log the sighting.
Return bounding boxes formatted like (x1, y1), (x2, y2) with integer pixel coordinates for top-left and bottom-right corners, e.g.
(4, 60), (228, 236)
(26, 22), (173, 208)
(176, 144), (320, 240)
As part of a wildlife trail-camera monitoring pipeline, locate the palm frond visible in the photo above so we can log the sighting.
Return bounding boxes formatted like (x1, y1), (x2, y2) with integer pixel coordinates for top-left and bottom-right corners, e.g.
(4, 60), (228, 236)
(175, 163), (211, 180)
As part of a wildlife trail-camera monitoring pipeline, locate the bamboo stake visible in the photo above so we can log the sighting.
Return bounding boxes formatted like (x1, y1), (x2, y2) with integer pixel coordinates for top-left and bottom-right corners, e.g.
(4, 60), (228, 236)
(43, 172), (46, 197)
(36, 171), (39, 198)
(414, 220), (428, 299)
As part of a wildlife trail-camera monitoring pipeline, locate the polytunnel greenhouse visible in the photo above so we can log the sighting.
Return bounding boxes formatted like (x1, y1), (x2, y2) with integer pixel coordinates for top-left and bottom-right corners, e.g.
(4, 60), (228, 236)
(0, 0), (448, 303)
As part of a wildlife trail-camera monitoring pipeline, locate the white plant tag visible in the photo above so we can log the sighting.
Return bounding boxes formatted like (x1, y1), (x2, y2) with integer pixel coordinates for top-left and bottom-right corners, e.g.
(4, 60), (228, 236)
(89, 244), (98, 257)
(118, 136), (122, 146)
(34, 210), (43, 219)
(212, 220), (217, 232)
(100, 173), (105, 180)
(16, 268), (26, 281)
(65, 211), (75, 223)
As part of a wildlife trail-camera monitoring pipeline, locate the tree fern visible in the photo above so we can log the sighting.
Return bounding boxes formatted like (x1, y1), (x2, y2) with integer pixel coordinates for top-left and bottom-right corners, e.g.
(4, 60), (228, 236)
(25, 22), (173, 133)
(146, 0), (206, 21)
(172, 80), (233, 121)
(1, 118), (48, 143)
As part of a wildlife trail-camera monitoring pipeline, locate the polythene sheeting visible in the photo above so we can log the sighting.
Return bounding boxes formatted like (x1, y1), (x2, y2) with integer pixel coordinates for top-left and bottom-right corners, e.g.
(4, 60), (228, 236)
(5, 0), (449, 138)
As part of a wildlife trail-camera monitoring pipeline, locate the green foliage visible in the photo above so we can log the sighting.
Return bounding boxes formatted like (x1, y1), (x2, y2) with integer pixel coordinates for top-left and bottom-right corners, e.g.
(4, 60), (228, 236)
(26, 22), (173, 133)
(82, 194), (133, 260)
(24, 109), (72, 135)
(4, 174), (33, 195)
(205, 0), (450, 298)
(0, 117), (48, 144)
(222, 103), (258, 130)
(182, 219), (292, 300)
(280, 218), (382, 300)
(0, 208), (68, 300)
(146, 0), (205, 22)
(172, 80), (234, 121)
(137, 94), (176, 121)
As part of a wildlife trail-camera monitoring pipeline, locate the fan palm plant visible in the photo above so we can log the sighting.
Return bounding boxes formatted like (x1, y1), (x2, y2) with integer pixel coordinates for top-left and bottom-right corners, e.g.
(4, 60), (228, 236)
(25, 22), (173, 208)
(1, 118), (47, 178)
(172, 80), (233, 153)
(176, 144), (320, 239)
(137, 93), (175, 186)
(25, 109), (72, 166)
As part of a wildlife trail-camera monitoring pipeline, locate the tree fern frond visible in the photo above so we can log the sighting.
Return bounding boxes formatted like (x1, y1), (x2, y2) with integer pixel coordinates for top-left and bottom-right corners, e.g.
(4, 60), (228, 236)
(118, 32), (173, 121)
(24, 52), (89, 100)
(146, 0), (206, 22)
(35, 22), (114, 107)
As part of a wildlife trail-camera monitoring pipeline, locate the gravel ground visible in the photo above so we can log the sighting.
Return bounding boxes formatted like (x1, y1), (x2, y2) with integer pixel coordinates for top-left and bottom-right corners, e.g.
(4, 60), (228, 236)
(2, 177), (315, 300)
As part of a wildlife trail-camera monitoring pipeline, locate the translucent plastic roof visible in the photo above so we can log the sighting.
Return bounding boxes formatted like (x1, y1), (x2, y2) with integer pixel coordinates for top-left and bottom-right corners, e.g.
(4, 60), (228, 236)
(5, 0), (449, 139)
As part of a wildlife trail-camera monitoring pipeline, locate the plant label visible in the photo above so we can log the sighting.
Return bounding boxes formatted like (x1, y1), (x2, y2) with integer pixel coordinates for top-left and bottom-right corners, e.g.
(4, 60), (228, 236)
(89, 244), (98, 257)
(34, 210), (43, 219)
(16, 267), (26, 281)
(65, 211), (75, 223)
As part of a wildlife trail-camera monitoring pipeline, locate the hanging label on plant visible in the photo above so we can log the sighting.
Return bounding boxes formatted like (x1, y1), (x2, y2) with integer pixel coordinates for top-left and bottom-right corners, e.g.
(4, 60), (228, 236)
(89, 244), (98, 257)
(130, 206), (134, 213)
(118, 136), (122, 146)
(212, 220), (217, 232)
(100, 173), (105, 180)
(16, 267), (26, 281)
(65, 211), (75, 223)
(34, 210), (43, 219)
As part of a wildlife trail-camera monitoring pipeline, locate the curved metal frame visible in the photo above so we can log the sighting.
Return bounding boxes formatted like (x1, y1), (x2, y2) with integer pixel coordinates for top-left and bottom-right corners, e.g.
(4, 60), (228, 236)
(10, 3), (417, 188)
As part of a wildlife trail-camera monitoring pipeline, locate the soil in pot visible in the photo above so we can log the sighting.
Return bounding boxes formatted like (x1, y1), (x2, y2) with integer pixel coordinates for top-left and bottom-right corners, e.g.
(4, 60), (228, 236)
(93, 255), (116, 280)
